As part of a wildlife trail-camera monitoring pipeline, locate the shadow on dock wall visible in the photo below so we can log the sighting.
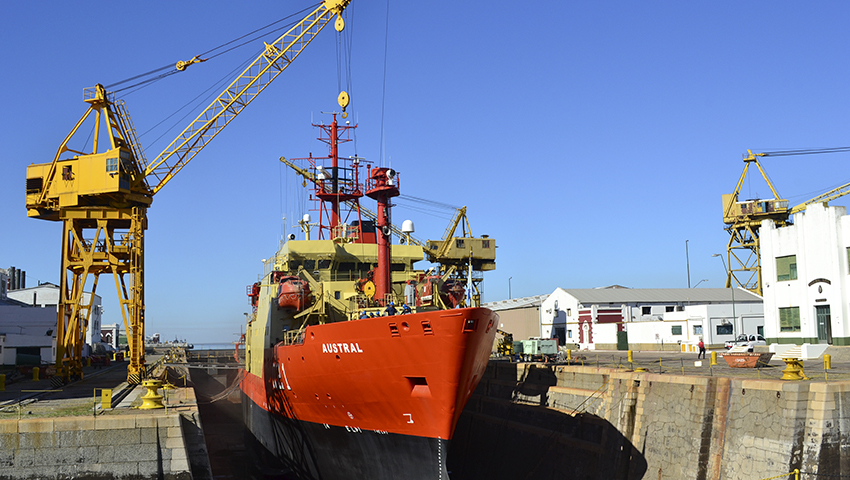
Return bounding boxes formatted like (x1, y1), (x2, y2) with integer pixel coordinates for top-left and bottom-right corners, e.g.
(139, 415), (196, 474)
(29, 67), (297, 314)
(448, 362), (647, 480)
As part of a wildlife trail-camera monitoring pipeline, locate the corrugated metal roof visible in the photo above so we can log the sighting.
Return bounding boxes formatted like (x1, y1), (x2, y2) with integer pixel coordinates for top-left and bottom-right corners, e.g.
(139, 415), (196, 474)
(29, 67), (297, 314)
(560, 288), (761, 304)
(484, 294), (548, 311)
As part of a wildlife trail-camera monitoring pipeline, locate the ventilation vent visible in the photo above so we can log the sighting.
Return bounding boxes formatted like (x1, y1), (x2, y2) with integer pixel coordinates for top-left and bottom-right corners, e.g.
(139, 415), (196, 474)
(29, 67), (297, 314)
(389, 323), (400, 337)
(421, 320), (433, 335)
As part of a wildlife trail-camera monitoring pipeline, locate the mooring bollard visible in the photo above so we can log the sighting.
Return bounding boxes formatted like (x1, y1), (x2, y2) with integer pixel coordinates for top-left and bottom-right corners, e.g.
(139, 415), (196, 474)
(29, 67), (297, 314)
(32, 367), (39, 382)
(627, 350), (633, 363)
(0, 374), (4, 391)
(824, 354), (832, 370)
(710, 351), (717, 366)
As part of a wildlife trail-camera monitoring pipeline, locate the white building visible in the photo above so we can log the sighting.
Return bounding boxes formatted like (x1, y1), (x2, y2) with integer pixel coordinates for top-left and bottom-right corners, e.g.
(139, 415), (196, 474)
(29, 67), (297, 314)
(6, 283), (103, 346)
(760, 203), (850, 345)
(540, 288), (764, 350)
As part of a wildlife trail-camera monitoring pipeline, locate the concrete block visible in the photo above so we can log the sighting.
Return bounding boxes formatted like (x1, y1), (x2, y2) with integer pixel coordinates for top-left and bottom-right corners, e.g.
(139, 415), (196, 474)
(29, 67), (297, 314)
(17, 418), (54, 433)
(13, 448), (36, 467)
(165, 436), (185, 450)
(140, 426), (158, 444)
(54, 417), (94, 431)
(138, 460), (160, 477)
(0, 420), (19, 434)
(95, 415), (136, 430)
(98, 445), (115, 462)
(156, 414), (181, 427)
(0, 433), (19, 451)
(170, 447), (188, 461)
(18, 432), (55, 449)
(113, 442), (157, 462)
(135, 415), (159, 428)
(170, 457), (191, 473)
(167, 426), (183, 438)
(93, 427), (141, 446)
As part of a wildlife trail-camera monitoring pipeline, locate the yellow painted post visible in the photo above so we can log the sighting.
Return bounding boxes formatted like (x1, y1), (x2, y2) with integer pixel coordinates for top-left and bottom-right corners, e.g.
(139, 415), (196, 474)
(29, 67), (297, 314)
(86, 357), (91, 367)
(32, 367), (39, 381)
(627, 350), (633, 363)
(101, 389), (112, 409)
(566, 349), (571, 361)
(824, 354), (832, 370)
(0, 374), (4, 391)
(710, 351), (717, 366)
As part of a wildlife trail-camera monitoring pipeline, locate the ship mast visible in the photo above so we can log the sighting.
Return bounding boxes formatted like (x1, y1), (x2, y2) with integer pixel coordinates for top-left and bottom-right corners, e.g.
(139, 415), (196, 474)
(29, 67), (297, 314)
(295, 113), (362, 239)
(366, 167), (399, 300)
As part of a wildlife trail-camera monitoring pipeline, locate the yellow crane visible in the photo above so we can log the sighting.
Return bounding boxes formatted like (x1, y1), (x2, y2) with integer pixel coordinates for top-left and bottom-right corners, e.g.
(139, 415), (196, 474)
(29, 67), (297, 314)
(721, 148), (850, 296)
(26, 0), (352, 385)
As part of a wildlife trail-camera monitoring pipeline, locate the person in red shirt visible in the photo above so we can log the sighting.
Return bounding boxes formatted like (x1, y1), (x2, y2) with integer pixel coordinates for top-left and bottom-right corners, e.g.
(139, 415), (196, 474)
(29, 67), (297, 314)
(698, 338), (706, 359)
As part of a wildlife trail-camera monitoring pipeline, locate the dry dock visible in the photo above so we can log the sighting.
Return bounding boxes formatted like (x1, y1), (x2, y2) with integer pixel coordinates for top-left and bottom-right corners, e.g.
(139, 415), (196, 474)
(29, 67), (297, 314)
(2, 346), (850, 479)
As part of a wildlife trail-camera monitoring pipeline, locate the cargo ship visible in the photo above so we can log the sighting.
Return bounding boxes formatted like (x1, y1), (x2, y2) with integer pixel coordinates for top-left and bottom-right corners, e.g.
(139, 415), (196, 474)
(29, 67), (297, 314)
(240, 112), (498, 479)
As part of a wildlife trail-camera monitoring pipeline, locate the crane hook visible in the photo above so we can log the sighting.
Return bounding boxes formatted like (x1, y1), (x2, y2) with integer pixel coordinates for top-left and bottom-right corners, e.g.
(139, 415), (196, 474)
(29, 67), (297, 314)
(338, 91), (350, 119)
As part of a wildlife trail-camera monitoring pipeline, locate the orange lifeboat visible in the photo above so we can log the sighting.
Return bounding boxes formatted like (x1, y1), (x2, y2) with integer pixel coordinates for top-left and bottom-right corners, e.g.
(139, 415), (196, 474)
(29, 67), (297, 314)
(277, 276), (312, 311)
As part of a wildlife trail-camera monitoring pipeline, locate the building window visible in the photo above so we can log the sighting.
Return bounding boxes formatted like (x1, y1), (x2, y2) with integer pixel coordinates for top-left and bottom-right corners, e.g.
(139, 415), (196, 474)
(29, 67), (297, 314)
(106, 157), (119, 172)
(671, 325), (682, 335)
(779, 307), (801, 332)
(716, 324), (733, 335)
(641, 306), (651, 315)
(693, 325), (703, 335)
(665, 306), (674, 312)
(567, 330), (572, 338)
(482, 239), (490, 249)
(776, 255), (798, 281)
(566, 308), (571, 316)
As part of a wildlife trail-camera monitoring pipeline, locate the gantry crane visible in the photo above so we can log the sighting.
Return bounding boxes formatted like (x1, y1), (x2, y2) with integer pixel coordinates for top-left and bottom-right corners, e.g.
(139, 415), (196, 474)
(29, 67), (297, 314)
(25, 0), (352, 385)
(722, 149), (850, 296)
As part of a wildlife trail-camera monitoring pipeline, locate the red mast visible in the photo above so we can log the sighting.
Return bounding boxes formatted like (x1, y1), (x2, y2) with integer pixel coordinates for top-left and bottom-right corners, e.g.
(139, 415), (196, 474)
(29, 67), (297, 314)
(292, 114), (362, 239)
(366, 167), (399, 300)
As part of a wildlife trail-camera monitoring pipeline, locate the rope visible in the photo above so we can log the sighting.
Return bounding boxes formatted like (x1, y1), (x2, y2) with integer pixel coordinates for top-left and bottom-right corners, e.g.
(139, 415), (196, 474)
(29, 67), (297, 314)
(197, 368), (247, 404)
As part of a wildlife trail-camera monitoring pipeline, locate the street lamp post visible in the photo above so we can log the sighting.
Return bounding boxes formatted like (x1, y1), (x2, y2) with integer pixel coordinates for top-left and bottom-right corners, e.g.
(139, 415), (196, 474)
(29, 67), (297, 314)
(686, 240), (691, 288)
(693, 279), (709, 288)
(712, 254), (737, 336)
(508, 277), (512, 299)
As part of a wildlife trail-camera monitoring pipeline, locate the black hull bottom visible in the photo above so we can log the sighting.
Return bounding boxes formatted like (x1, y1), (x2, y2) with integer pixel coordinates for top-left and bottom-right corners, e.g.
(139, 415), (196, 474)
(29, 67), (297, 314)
(241, 391), (450, 480)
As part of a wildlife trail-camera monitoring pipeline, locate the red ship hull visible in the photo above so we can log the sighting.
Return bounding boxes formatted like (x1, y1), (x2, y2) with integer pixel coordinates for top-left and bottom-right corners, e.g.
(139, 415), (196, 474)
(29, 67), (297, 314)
(240, 306), (498, 479)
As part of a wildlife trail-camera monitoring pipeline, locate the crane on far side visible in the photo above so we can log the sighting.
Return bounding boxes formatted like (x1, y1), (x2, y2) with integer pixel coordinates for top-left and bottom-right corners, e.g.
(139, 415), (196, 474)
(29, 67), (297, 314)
(722, 148), (850, 296)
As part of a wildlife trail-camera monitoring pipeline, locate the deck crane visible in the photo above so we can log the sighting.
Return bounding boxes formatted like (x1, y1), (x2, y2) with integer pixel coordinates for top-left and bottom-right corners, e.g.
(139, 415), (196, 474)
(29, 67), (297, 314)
(25, 0), (352, 385)
(721, 149), (850, 296)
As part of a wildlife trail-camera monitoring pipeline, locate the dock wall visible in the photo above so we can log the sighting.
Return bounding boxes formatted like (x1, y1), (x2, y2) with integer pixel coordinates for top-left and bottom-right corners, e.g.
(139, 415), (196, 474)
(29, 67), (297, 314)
(452, 361), (850, 479)
(0, 414), (192, 480)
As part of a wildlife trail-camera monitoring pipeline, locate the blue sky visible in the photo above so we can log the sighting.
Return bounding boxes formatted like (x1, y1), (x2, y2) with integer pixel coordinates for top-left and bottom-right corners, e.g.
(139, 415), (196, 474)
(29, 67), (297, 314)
(2, 1), (850, 343)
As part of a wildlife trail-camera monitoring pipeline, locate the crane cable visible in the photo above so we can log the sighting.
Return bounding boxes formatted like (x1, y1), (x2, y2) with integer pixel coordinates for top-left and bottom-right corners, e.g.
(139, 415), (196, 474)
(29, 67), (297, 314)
(760, 146), (850, 157)
(105, 3), (322, 94)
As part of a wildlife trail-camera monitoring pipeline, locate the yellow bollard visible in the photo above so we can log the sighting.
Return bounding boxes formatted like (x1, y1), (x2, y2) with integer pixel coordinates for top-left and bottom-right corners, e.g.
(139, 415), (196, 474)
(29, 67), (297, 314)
(0, 374), (4, 391)
(566, 349), (571, 361)
(139, 380), (165, 410)
(86, 357), (91, 367)
(101, 388), (112, 409)
(627, 350), (633, 363)
(32, 367), (39, 382)
(710, 351), (717, 366)
(824, 354), (832, 370)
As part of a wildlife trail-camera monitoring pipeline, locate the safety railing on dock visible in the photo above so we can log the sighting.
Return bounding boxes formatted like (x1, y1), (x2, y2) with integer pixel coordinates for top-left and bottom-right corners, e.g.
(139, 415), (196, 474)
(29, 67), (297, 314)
(500, 350), (849, 382)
